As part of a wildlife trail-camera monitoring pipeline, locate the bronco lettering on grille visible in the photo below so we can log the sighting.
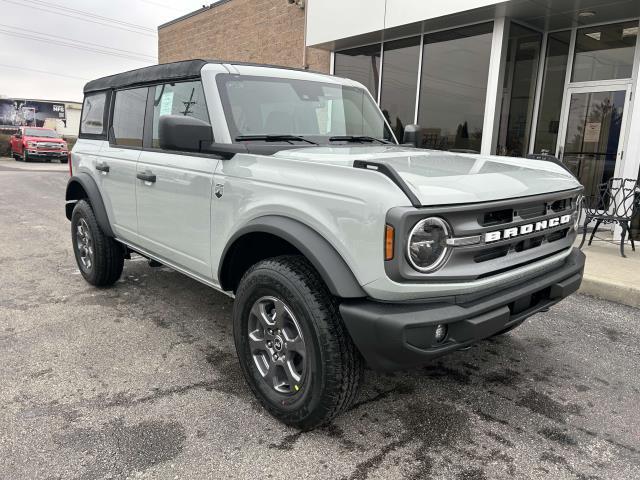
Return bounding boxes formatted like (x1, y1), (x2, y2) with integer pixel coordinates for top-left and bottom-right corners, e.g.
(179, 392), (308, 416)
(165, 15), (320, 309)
(485, 214), (572, 243)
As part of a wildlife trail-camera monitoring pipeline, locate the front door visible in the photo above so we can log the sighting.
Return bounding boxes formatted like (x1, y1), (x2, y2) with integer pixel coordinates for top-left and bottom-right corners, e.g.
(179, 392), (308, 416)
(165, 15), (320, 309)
(135, 152), (218, 279)
(558, 84), (630, 198)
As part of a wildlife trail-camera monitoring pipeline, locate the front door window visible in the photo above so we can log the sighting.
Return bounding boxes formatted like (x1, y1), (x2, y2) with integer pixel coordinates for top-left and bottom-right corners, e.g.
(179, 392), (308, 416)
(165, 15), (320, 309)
(561, 89), (627, 197)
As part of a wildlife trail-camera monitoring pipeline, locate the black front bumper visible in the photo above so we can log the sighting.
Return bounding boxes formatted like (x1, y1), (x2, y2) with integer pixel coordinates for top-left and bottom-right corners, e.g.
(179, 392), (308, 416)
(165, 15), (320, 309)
(340, 248), (585, 371)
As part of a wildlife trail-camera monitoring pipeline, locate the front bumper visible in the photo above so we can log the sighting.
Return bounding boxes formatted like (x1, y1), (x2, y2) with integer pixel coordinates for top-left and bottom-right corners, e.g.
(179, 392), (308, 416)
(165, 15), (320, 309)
(340, 248), (585, 371)
(27, 150), (68, 158)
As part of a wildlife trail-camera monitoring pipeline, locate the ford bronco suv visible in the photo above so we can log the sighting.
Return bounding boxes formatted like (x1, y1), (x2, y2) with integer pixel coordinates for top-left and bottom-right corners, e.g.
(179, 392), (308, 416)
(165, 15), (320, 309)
(66, 60), (585, 429)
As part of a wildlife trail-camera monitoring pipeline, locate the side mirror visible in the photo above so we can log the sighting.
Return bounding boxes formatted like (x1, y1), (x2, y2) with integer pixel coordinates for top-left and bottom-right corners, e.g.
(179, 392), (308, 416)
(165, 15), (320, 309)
(402, 124), (420, 148)
(158, 115), (213, 152)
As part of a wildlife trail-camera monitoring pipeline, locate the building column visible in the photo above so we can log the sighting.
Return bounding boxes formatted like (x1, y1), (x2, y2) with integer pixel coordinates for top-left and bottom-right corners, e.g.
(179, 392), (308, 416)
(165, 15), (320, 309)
(481, 16), (509, 156)
(623, 80), (640, 183)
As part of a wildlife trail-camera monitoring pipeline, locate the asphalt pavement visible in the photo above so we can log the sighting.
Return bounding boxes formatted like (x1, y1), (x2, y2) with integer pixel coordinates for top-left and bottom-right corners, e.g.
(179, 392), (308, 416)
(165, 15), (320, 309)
(1, 157), (639, 480)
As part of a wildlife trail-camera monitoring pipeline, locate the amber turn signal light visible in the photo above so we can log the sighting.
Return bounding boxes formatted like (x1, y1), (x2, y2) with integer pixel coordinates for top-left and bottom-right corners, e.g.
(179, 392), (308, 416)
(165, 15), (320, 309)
(385, 225), (395, 261)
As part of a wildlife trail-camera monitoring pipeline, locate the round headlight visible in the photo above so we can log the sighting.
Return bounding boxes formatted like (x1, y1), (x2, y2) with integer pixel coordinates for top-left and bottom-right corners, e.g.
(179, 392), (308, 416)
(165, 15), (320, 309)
(407, 217), (451, 273)
(574, 195), (584, 231)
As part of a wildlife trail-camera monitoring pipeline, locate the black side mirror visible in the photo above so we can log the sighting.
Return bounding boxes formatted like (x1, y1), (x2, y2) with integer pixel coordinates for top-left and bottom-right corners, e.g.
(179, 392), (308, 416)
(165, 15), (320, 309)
(158, 115), (213, 152)
(402, 124), (420, 148)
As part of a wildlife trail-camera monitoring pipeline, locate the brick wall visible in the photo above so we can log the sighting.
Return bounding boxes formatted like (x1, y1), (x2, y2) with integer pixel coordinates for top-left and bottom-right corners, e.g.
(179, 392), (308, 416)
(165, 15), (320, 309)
(158, 0), (331, 73)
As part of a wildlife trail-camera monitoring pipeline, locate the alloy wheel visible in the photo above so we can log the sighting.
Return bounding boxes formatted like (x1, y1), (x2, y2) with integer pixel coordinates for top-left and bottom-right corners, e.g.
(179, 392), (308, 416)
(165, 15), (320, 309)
(76, 218), (94, 270)
(247, 296), (307, 394)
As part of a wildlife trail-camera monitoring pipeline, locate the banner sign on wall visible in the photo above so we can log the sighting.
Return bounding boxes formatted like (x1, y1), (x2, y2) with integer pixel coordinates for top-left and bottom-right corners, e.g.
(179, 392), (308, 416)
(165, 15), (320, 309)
(0, 99), (67, 128)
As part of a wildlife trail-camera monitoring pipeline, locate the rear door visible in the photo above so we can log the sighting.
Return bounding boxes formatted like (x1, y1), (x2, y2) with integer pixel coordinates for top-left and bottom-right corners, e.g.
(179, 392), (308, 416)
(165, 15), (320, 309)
(96, 87), (148, 242)
(135, 80), (218, 279)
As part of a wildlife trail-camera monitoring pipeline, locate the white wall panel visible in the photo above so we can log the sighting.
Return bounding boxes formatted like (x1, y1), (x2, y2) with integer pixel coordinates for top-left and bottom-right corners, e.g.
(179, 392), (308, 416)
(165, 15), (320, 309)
(384, 0), (504, 29)
(306, 0), (386, 46)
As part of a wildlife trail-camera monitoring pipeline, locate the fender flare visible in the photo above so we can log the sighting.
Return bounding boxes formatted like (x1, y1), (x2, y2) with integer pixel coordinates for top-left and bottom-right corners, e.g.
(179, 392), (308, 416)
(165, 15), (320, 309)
(219, 216), (367, 298)
(65, 173), (115, 238)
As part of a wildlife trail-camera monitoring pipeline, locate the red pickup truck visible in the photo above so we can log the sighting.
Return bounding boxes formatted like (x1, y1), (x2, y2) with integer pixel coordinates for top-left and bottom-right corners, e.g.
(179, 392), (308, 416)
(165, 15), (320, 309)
(9, 127), (69, 163)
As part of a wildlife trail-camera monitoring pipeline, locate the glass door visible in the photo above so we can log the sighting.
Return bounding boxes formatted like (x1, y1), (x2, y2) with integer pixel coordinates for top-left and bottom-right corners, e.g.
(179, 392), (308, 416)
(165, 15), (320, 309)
(558, 84), (630, 198)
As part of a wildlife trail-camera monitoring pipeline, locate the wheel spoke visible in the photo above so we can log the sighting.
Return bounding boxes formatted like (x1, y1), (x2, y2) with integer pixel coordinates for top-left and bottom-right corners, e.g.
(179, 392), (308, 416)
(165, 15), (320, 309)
(248, 331), (264, 353)
(250, 302), (274, 329)
(273, 299), (287, 328)
(284, 359), (302, 386)
(286, 336), (305, 355)
(263, 360), (277, 385)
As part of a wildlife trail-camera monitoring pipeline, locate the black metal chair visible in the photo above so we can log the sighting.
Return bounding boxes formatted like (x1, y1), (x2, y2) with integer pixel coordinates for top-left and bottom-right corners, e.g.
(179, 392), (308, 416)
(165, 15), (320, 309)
(579, 178), (640, 257)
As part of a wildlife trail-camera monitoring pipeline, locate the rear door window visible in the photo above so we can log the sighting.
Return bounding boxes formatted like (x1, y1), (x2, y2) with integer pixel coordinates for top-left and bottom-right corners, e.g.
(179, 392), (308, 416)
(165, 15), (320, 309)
(151, 81), (210, 148)
(80, 92), (107, 136)
(112, 88), (148, 148)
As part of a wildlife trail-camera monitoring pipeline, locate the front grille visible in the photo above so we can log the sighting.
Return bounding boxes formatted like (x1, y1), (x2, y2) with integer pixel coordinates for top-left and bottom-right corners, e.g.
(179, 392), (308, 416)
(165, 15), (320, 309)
(36, 142), (62, 149)
(447, 193), (579, 278)
(385, 188), (582, 283)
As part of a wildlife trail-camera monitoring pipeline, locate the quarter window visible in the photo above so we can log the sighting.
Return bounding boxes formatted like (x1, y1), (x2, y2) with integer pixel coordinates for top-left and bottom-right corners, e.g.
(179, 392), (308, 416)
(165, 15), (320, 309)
(80, 92), (107, 136)
(112, 88), (147, 147)
(152, 81), (210, 148)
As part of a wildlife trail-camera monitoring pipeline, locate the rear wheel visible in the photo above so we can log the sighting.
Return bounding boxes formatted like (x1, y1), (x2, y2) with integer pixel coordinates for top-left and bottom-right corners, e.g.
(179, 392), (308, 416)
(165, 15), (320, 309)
(71, 200), (124, 286)
(233, 255), (363, 430)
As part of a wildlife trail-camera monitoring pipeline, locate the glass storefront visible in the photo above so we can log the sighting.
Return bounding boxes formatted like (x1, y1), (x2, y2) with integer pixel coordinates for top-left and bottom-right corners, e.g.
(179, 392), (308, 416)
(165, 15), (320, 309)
(534, 31), (571, 155)
(497, 24), (542, 157)
(380, 37), (421, 141)
(332, 19), (639, 173)
(417, 23), (493, 152)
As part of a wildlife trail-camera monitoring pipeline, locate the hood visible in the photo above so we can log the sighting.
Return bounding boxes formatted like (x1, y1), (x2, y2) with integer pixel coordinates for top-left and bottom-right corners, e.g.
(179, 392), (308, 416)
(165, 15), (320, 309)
(273, 146), (581, 206)
(24, 135), (66, 144)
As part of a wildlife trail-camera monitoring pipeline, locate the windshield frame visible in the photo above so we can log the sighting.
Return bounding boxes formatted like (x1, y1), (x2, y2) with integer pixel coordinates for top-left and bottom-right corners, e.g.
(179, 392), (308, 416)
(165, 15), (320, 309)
(215, 73), (397, 145)
(24, 128), (61, 138)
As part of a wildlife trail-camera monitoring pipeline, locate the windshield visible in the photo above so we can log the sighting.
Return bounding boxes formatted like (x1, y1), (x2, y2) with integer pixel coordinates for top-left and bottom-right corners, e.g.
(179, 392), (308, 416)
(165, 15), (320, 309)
(217, 74), (395, 144)
(24, 128), (60, 138)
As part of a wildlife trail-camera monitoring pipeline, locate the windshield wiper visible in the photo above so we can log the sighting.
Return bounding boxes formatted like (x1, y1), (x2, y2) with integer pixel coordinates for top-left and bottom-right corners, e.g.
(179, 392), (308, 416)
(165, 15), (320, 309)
(235, 134), (317, 145)
(329, 135), (391, 145)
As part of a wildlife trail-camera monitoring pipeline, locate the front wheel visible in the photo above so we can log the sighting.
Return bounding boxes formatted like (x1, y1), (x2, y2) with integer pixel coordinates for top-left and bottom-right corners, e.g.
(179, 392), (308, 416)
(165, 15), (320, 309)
(71, 199), (124, 286)
(233, 255), (363, 430)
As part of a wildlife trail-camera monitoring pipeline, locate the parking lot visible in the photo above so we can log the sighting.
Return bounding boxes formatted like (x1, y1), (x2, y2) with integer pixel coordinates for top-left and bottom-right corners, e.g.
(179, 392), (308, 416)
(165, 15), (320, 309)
(0, 157), (639, 480)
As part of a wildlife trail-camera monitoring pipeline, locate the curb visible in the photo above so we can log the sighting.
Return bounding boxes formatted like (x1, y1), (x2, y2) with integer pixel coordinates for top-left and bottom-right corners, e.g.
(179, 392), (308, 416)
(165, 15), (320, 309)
(579, 275), (640, 309)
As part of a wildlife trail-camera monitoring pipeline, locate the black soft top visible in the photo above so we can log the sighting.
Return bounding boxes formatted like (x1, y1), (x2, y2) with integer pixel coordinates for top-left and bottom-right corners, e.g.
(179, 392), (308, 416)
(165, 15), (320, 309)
(83, 59), (208, 94)
(83, 59), (324, 94)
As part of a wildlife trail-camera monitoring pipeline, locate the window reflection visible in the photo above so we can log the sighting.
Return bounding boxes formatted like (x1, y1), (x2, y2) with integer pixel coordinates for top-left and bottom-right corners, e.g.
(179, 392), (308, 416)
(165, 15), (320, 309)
(534, 31), (571, 155)
(380, 37), (421, 142)
(334, 44), (381, 97)
(417, 23), (493, 153)
(572, 22), (638, 82)
(497, 24), (542, 157)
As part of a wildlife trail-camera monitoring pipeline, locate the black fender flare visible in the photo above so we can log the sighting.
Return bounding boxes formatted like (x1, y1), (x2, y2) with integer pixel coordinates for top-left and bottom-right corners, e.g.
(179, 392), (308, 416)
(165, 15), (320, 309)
(65, 173), (115, 238)
(219, 216), (367, 298)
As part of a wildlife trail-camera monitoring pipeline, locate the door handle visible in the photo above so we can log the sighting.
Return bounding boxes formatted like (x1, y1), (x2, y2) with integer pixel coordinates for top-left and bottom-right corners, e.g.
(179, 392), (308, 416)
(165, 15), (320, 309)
(137, 171), (156, 183)
(96, 162), (110, 173)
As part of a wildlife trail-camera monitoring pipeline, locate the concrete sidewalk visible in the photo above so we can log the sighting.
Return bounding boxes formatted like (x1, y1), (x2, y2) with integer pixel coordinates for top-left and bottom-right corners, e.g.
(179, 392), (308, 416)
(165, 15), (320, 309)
(577, 236), (640, 309)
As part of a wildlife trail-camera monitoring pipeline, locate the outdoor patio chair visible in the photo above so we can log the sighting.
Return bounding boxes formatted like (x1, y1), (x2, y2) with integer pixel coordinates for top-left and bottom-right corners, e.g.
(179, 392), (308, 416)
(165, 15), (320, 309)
(579, 178), (640, 257)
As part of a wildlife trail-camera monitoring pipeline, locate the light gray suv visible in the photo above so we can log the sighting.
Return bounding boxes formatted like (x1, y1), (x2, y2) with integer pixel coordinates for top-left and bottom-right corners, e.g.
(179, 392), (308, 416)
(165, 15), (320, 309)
(66, 60), (585, 429)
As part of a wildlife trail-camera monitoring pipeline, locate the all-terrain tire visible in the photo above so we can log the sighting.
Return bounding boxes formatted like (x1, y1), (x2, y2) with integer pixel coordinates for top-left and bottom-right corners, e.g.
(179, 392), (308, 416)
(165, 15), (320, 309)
(233, 255), (363, 430)
(71, 199), (124, 287)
